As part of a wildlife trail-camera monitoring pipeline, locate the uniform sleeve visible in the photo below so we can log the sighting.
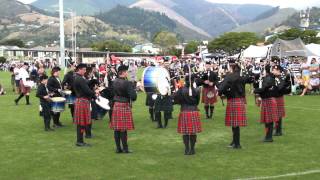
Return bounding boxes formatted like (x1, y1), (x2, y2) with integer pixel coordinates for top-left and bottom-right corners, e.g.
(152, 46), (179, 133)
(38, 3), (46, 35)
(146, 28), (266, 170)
(127, 81), (137, 102)
(80, 78), (96, 99)
(218, 76), (231, 96)
(36, 85), (46, 99)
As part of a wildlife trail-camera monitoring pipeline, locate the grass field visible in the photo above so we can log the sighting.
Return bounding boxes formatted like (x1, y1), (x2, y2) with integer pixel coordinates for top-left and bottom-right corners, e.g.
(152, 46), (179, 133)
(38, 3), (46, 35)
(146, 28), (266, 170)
(0, 70), (320, 180)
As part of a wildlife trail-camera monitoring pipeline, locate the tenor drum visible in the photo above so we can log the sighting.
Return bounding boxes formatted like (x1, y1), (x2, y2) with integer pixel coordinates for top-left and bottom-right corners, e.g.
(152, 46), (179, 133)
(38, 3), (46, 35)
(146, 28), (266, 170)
(63, 90), (76, 104)
(51, 97), (66, 113)
(142, 67), (171, 95)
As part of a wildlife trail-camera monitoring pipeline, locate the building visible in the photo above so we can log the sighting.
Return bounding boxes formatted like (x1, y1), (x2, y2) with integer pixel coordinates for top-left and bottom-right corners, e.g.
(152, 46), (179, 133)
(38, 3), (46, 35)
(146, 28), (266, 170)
(0, 46), (157, 64)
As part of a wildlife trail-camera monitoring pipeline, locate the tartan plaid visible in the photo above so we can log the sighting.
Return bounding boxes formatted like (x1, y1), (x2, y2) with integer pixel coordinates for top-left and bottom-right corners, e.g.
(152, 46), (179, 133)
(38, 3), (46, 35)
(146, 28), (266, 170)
(20, 80), (31, 95)
(110, 102), (134, 131)
(260, 97), (279, 123)
(225, 98), (247, 127)
(74, 98), (91, 126)
(177, 111), (202, 134)
(276, 96), (286, 118)
(202, 86), (217, 104)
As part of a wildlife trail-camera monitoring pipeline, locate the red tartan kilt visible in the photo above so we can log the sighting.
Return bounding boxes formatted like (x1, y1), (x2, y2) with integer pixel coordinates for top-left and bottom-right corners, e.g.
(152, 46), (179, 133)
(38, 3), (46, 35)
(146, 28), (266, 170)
(276, 96), (286, 118)
(177, 111), (202, 134)
(19, 80), (31, 95)
(110, 102), (134, 131)
(225, 98), (247, 127)
(74, 98), (91, 126)
(202, 86), (217, 104)
(260, 98), (279, 123)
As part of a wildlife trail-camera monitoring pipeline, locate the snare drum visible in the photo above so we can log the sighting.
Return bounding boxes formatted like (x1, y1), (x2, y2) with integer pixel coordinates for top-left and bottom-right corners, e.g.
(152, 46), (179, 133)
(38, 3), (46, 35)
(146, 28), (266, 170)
(142, 67), (171, 95)
(63, 90), (76, 104)
(51, 97), (66, 113)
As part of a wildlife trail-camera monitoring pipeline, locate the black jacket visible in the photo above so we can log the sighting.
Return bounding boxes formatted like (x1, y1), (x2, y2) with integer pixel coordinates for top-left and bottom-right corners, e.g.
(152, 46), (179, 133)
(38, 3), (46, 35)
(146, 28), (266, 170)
(73, 73), (96, 99)
(36, 83), (50, 104)
(218, 72), (252, 99)
(62, 71), (75, 94)
(47, 76), (62, 97)
(200, 71), (219, 88)
(113, 77), (137, 103)
(174, 86), (200, 111)
(254, 74), (278, 99)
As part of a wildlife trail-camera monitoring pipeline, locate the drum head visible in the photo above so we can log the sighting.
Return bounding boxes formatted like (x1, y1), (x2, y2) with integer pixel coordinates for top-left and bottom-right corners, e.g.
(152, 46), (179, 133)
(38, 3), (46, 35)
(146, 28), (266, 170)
(157, 78), (170, 95)
(95, 96), (110, 110)
(51, 97), (66, 102)
(63, 90), (72, 95)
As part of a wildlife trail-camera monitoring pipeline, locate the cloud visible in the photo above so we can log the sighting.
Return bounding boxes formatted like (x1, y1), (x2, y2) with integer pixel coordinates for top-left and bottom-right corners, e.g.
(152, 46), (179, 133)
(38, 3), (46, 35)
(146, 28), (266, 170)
(17, 0), (36, 4)
(206, 0), (320, 9)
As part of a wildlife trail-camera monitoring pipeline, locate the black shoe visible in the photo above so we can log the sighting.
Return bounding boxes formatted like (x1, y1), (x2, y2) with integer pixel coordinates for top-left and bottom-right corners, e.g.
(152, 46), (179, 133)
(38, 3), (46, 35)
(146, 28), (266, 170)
(116, 149), (123, 153)
(263, 138), (273, 143)
(189, 149), (195, 155)
(228, 142), (235, 148)
(274, 132), (282, 136)
(232, 145), (242, 149)
(76, 142), (91, 147)
(85, 135), (92, 139)
(123, 149), (132, 153)
(157, 125), (163, 129)
(14, 99), (18, 105)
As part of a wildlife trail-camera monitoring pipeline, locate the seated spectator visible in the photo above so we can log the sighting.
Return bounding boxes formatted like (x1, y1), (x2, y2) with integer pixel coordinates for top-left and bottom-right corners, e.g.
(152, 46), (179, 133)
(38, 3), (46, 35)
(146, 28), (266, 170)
(310, 58), (319, 73)
(309, 72), (320, 92)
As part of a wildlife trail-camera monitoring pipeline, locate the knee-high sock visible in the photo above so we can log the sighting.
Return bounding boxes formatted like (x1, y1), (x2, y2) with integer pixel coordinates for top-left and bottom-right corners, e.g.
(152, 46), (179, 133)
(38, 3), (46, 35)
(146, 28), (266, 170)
(204, 105), (209, 117)
(52, 113), (61, 125)
(209, 105), (214, 118)
(44, 117), (50, 129)
(231, 127), (236, 145)
(120, 131), (128, 151)
(69, 104), (75, 119)
(149, 107), (154, 121)
(276, 118), (282, 133)
(26, 95), (30, 104)
(155, 112), (162, 127)
(85, 124), (92, 136)
(183, 135), (190, 153)
(114, 131), (122, 150)
(190, 135), (197, 152)
(265, 123), (273, 139)
(77, 125), (84, 143)
(234, 127), (240, 146)
(16, 94), (24, 102)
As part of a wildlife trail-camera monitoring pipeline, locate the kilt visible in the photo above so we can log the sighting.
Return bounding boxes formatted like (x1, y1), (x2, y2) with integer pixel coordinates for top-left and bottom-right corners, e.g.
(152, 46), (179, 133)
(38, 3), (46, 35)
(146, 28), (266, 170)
(177, 111), (202, 134)
(260, 97), (279, 123)
(225, 98), (247, 127)
(19, 80), (31, 95)
(276, 96), (286, 118)
(202, 86), (217, 104)
(110, 102), (134, 131)
(74, 98), (91, 126)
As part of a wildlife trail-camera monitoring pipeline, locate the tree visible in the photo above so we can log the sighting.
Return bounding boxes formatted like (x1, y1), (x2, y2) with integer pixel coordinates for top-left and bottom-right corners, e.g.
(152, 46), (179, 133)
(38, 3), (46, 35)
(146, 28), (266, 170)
(91, 40), (132, 52)
(266, 28), (320, 44)
(1, 39), (25, 47)
(153, 31), (178, 55)
(0, 57), (6, 63)
(167, 47), (182, 57)
(184, 41), (199, 54)
(208, 32), (259, 55)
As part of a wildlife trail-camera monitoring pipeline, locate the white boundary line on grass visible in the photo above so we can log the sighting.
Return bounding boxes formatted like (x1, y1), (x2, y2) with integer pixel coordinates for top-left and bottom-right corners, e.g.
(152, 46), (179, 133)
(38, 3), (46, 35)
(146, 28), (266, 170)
(235, 169), (320, 180)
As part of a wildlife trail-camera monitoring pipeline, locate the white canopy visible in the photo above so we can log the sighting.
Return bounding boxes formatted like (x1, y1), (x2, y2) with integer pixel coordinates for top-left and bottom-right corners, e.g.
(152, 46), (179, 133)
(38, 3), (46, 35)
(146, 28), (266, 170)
(242, 45), (271, 58)
(306, 43), (320, 57)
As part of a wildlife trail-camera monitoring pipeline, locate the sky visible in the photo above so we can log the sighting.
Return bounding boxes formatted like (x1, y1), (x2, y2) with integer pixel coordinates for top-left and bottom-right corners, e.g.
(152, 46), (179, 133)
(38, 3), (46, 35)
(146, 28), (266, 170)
(18, 0), (320, 9)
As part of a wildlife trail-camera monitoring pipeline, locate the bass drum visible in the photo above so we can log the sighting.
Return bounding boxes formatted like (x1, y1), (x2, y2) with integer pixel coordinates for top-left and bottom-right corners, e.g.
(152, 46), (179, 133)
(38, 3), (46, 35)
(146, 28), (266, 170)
(142, 66), (171, 95)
